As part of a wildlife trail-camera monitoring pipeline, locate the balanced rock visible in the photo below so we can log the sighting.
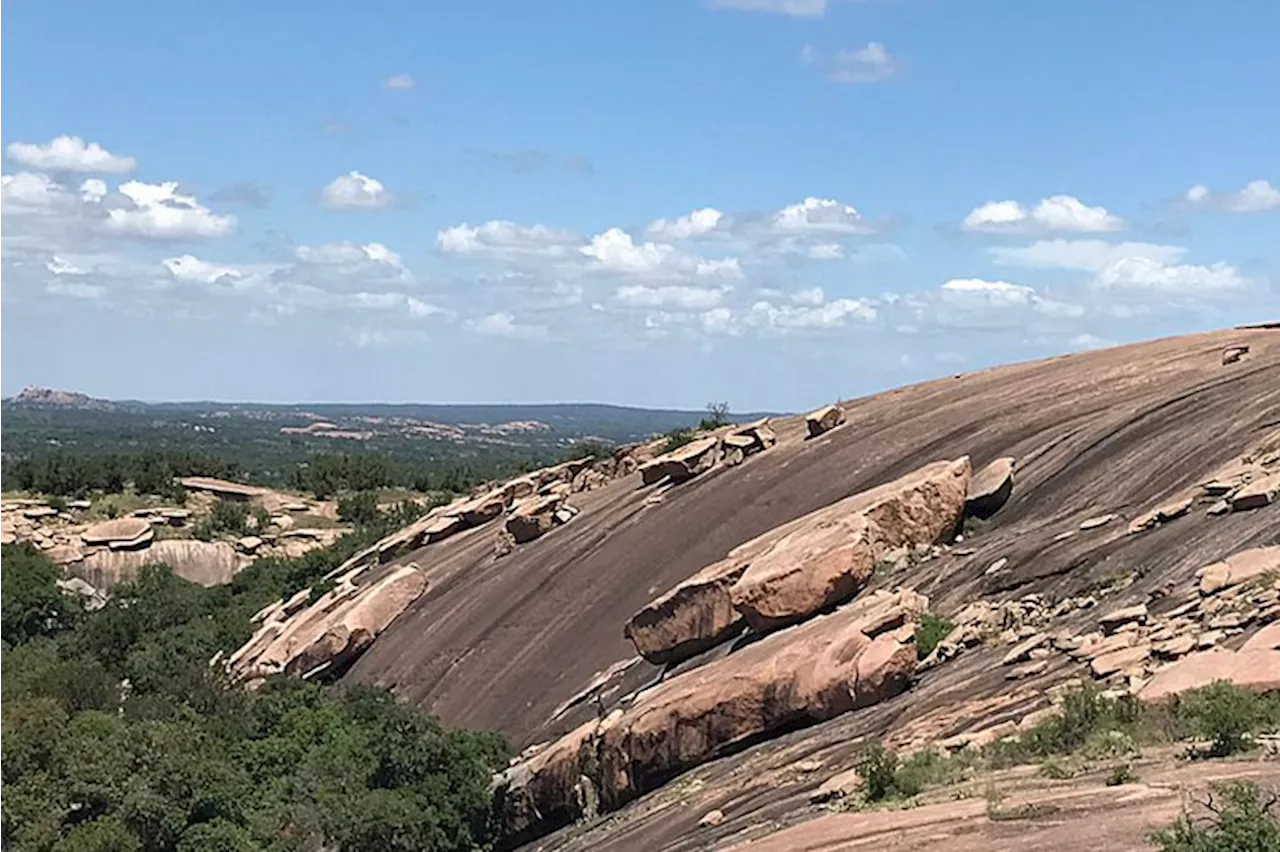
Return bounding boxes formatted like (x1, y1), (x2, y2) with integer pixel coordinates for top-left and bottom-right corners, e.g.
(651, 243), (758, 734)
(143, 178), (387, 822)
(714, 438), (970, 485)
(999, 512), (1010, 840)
(730, 458), (970, 632)
(1230, 473), (1278, 511)
(965, 457), (1015, 519)
(506, 496), (565, 544)
(805, 404), (845, 438)
(82, 517), (152, 546)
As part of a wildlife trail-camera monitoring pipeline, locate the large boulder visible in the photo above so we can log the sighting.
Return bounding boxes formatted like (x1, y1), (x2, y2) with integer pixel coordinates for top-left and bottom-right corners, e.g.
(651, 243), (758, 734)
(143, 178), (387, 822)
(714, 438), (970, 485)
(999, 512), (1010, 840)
(805, 404), (846, 438)
(81, 517), (151, 547)
(1196, 546), (1280, 596)
(1139, 646), (1280, 703)
(730, 458), (971, 631)
(639, 436), (722, 486)
(78, 539), (247, 587)
(506, 496), (564, 544)
(496, 606), (918, 839)
(230, 564), (427, 683)
(624, 557), (751, 665)
(965, 457), (1015, 519)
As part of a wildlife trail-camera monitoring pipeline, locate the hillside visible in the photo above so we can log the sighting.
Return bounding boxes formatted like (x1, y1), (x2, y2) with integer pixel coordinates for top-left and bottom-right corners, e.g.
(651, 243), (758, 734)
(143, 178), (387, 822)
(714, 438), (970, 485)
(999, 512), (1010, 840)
(216, 324), (1279, 849)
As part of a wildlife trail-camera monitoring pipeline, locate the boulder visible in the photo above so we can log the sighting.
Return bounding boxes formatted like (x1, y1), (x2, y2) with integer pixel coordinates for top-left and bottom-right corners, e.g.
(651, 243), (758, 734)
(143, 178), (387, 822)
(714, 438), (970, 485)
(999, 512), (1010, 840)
(79, 539), (246, 587)
(1139, 646), (1280, 702)
(805, 404), (845, 438)
(22, 505), (59, 520)
(1231, 474), (1279, 511)
(809, 767), (864, 803)
(660, 437), (722, 484)
(1099, 604), (1147, 633)
(1242, 623), (1280, 652)
(1221, 345), (1249, 365)
(624, 553), (755, 665)
(46, 543), (85, 565)
(232, 565), (427, 682)
(108, 527), (154, 551)
(1197, 547), (1280, 596)
(1079, 513), (1118, 531)
(1089, 643), (1150, 678)
(730, 458), (970, 631)
(502, 478), (537, 502)
(458, 490), (511, 527)
(82, 517), (152, 546)
(497, 611), (916, 841)
(422, 514), (465, 543)
(506, 496), (564, 544)
(965, 457), (1015, 519)
(236, 535), (264, 554)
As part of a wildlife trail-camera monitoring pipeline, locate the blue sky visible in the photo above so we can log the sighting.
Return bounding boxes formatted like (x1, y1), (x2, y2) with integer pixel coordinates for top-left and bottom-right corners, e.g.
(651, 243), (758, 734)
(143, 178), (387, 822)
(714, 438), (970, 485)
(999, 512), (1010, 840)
(2, 0), (1277, 410)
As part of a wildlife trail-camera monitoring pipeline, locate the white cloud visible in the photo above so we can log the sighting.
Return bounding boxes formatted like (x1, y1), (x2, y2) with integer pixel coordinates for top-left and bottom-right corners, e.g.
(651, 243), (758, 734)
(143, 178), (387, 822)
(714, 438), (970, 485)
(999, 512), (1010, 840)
(468, 311), (547, 339)
(1092, 257), (1249, 294)
(940, 278), (1038, 305)
(963, 195), (1124, 234)
(708, 0), (827, 16)
(989, 239), (1187, 272)
(0, 172), (75, 210)
(773, 196), (872, 235)
(1183, 179), (1280, 213)
(163, 254), (242, 284)
(437, 221), (580, 258)
(581, 228), (676, 273)
(320, 171), (394, 209)
(616, 284), (727, 310)
(647, 207), (725, 240)
(695, 257), (744, 280)
(791, 286), (825, 306)
(807, 243), (845, 260)
(46, 256), (86, 275)
(7, 135), (136, 173)
(826, 43), (897, 84)
(106, 180), (236, 239)
(747, 296), (876, 330)
(349, 291), (442, 317)
(383, 74), (416, 90)
(46, 280), (106, 299)
(1069, 333), (1110, 351)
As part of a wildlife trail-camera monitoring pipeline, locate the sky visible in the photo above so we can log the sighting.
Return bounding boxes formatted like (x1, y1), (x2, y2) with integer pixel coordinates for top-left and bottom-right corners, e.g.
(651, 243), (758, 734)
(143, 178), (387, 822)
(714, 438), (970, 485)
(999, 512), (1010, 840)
(2, 0), (1277, 411)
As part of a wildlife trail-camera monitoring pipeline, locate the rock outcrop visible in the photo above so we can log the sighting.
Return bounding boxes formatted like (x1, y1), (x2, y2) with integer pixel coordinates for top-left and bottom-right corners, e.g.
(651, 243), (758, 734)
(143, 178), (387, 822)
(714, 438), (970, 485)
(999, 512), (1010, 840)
(965, 457), (1014, 519)
(1139, 644), (1280, 703)
(229, 563), (427, 683)
(640, 436), (722, 486)
(81, 517), (152, 547)
(79, 540), (247, 588)
(730, 458), (970, 631)
(496, 605), (918, 840)
(805, 404), (845, 438)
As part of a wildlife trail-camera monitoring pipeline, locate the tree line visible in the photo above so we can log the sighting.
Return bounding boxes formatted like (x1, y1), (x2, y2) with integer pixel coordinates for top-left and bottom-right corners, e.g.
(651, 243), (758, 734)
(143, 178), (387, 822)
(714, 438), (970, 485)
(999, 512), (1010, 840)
(1, 500), (509, 851)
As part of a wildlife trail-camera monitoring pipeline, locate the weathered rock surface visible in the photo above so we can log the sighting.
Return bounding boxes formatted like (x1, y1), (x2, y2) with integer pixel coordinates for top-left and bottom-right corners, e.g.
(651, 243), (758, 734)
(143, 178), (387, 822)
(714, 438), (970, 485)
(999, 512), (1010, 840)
(730, 458), (970, 631)
(230, 564), (427, 683)
(1139, 646), (1280, 702)
(1230, 473), (1279, 511)
(640, 436), (722, 486)
(79, 539), (247, 587)
(965, 457), (1015, 519)
(1196, 546), (1280, 596)
(624, 556), (750, 665)
(496, 607), (917, 840)
(805, 404), (845, 438)
(506, 495), (566, 544)
(81, 517), (152, 546)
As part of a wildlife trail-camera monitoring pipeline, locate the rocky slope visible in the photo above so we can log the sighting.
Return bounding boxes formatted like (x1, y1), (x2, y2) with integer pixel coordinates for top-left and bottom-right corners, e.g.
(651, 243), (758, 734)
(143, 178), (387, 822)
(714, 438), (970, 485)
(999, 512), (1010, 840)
(227, 325), (1279, 850)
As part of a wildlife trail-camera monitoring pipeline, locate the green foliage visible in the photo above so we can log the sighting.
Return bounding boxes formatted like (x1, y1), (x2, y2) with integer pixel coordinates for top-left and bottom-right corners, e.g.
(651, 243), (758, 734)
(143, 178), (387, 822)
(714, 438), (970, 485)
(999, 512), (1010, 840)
(1148, 782), (1280, 852)
(3, 450), (233, 499)
(914, 613), (954, 660)
(854, 744), (934, 802)
(1107, 763), (1138, 786)
(338, 491), (382, 526)
(698, 401), (731, 431)
(1, 545), (510, 852)
(1175, 681), (1280, 757)
(193, 499), (249, 541)
(560, 441), (615, 463)
(662, 428), (695, 453)
(2, 544), (82, 646)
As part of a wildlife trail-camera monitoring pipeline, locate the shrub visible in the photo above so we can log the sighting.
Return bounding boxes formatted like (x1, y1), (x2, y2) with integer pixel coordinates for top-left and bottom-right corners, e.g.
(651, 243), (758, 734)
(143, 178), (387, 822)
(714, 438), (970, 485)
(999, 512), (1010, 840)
(338, 491), (382, 526)
(914, 613), (955, 660)
(1176, 681), (1272, 757)
(662, 428), (695, 453)
(1107, 763), (1137, 786)
(193, 499), (249, 541)
(1148, 782), (1280, 852)
(854, 745), (954, 803)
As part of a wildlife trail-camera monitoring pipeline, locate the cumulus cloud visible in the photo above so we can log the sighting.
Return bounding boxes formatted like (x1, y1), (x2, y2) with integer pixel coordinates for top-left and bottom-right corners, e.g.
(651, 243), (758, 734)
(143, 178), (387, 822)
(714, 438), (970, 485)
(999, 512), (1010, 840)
(773, 197), (874, 235)
(320, 171), (394, 209)
(383, 74), (416, 90)
(467, 311), (548, 339)
(647, 207), (725, 240)
(823, 43), (898, 84)
(1092, 257), (1249, 295)
(1182, 179), (1280, 213)
(695, 257), (744, 280)
(989, 239), (1187, 272)
(746, 296), (876, 330)
(106, 180), (236, 239)
(437, 221), (581, 259)
(616, 284), (728, 310)
(963, 195), (1124, 234)
(163, 254), (243, 285)
(7, 135), (136, 173)
(581, 228), (678, 274)
(708, 0), (827, 16)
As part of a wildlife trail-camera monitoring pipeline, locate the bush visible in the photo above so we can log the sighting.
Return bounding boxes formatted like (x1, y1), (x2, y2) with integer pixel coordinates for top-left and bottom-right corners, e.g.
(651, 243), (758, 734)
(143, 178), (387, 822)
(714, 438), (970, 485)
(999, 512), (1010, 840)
(338, 491), (382, 526)
(1, 544), (81, 646)
(193, 499), (249, 541)
(914, 613), (955, 660)
(854, 744), (950, 803)
(1148, 782), (1280, 851)
(662, 428), (695, 454)
(1176, 681), (1276, 757)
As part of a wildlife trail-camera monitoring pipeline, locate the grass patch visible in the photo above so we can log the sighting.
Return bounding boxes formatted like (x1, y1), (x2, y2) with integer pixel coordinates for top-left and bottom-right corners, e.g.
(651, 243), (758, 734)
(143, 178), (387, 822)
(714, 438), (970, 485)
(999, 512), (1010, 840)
(915, 613), (955, 660)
